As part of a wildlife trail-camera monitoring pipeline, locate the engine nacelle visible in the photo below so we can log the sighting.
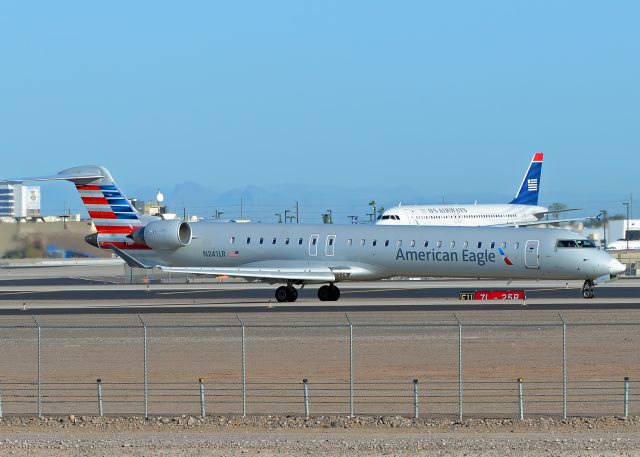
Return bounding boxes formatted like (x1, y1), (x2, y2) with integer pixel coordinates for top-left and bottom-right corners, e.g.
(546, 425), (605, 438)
(131, 220), (192, 250)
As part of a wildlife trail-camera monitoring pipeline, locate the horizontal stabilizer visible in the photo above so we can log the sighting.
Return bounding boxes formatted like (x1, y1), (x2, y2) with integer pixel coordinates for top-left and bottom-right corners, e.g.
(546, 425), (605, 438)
(2, 170), (104, 185)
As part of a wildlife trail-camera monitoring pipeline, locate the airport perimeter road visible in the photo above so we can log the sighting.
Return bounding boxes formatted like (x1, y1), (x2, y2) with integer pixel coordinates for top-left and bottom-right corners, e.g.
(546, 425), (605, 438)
(0, 278), (638, 314)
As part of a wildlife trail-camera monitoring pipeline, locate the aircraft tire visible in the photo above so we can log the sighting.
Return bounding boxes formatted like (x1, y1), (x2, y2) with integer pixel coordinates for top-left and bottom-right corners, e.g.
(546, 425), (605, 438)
(275, 286), (289, 302)
(317, 285), (331, 301)
(286, 286), (298, 302)
(329, 284), (340, 301)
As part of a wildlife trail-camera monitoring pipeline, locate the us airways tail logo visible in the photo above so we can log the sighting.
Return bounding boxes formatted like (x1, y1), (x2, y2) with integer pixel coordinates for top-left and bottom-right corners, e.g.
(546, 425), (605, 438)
(498, 247), (513, 265)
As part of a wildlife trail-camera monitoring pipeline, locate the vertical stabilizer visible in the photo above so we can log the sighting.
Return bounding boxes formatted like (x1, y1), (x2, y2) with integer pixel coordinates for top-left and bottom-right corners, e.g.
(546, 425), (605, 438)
(509, 153), (543, 206)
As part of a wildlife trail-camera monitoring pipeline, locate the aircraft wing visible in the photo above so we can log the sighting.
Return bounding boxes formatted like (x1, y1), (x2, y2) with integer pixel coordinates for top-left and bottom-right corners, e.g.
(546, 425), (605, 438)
(108, 244), (336, 283)
(493, 216), (596, 228)
(533, 208), (581, 217)
(157, 265), (337, 282)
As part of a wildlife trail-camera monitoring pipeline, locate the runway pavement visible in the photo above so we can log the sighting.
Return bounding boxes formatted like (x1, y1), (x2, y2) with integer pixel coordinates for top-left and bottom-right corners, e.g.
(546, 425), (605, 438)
(0, 277), (638, 314)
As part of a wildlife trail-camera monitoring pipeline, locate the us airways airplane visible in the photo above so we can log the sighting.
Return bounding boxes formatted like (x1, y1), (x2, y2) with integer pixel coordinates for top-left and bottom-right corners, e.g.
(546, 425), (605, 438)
(3, 165), (625, 302)
(377, 153), (578, 227)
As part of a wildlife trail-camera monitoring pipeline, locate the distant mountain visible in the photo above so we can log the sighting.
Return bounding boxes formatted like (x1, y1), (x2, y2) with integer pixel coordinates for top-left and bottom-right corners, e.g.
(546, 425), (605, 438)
(36, 179), (623, 225)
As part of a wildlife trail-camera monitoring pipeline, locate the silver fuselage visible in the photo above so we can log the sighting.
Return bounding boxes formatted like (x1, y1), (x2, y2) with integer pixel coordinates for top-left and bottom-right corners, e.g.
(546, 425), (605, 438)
(148, 223), (618, 282)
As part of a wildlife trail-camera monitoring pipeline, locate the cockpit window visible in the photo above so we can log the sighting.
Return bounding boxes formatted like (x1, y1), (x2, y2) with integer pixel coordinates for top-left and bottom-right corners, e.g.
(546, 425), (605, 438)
(556, 240), (578, 248)
(557, 239), (596, 248)
(576, 239), (596, 248)
(381, 215), (390, 220)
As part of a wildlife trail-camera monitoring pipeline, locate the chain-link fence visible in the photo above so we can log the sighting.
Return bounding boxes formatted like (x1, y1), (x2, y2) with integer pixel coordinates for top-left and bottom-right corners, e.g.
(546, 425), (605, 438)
(1, 315), (639, 418)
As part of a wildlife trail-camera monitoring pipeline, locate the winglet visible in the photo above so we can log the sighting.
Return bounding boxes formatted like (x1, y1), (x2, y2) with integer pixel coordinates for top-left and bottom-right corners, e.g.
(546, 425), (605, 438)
(108, 244), (151, 269)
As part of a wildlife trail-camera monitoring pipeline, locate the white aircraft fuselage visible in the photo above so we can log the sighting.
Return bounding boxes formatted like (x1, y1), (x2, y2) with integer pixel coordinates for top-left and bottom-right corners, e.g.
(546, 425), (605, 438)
(376, 204), (549, 227)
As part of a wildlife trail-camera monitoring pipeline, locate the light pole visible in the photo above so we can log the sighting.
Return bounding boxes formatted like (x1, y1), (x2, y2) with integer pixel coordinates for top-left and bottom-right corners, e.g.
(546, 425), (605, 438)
(623, 202), (630, 251)
(600, 210), (607, 248)
(275, 213), (282, 223)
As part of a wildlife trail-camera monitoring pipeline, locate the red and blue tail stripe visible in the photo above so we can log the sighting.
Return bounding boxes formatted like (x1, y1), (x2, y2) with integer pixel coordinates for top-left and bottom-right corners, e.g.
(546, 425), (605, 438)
(76, 183), (141, 235)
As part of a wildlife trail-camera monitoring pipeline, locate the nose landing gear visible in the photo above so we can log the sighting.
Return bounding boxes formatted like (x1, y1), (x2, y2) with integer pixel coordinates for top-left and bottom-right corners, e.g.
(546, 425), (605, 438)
(581, 279), (595, 299)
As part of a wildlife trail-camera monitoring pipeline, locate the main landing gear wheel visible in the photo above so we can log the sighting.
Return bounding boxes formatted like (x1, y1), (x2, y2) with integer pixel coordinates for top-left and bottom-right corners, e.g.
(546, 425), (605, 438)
(581, 279), (595, 299)
(318, 284), (340, 301)
(275, 286), (298, 302)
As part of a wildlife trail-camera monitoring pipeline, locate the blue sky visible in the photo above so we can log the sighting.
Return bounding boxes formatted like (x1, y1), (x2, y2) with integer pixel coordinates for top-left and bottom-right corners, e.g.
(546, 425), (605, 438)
(1, 1), (638, 221)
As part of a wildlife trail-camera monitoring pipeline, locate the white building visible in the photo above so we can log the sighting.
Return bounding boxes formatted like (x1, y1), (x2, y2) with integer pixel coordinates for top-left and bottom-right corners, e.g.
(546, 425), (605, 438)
(0, 184), (41, 217)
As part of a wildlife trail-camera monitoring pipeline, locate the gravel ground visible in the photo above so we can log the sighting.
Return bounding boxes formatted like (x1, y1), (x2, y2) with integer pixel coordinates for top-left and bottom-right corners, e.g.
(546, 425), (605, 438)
(2, 415), (640, 456)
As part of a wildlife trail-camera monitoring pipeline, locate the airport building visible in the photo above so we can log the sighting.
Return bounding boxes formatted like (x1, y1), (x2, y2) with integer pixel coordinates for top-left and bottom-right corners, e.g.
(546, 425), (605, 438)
(0, 184), (41, 217)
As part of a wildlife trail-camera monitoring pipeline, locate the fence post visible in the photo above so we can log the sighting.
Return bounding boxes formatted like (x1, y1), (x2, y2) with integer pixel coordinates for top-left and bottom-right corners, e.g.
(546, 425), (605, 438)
(624, 377), (630, 419)
(236, 315), (247, 417)
(138, 315), (148, 419)
(303, 379), (309, 418)
(346, 314), (354, 417)
(413, 379), (419, 419)
(517, 377), (524, 420)
(97, 378), (104, 417)
(32, 316), (41, 417)
(559, 314), (567, 420)
(199, 378), (206, 417)
(454, 314), (463, 421)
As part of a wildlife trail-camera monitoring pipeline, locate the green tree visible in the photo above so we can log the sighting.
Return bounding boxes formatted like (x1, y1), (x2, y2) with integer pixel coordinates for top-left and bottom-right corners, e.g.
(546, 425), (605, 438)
(548, 202), (568, 220)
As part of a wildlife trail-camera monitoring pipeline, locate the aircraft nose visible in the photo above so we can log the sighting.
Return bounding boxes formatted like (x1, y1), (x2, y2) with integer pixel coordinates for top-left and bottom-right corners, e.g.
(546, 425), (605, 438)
(609, 258), (626, 276)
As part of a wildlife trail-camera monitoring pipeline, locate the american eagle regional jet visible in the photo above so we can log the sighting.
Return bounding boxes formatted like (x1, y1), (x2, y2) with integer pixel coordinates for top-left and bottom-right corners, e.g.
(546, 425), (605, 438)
(3, 166), (625, 301)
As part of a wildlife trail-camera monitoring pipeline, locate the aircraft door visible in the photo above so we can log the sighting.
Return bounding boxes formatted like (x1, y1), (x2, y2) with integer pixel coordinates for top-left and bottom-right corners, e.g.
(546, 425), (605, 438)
(525, 240), (540, 269)
(325, 235), (336, 256)
(309, 234), (319, 256)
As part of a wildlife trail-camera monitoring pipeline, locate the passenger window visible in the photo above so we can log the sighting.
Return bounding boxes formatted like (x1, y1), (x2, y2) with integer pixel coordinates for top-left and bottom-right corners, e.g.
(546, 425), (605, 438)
(312, 238), (317, 245)
(490, 242), (495, 249)
(515, 242), (520, 249)
(437, 241), (442, 248)
(298, 238), (303, 245)
(360, 239), (365, 247)
(424, 241), (429, 247)
(372, 240), (377, 247)
(272, 238), (277, 245)
(410, 240), (416, 247)
(463, 241), (468, 248)
(384, 240), (389, 247)
(285, 237), (290, 245)
(397, 240), (402, 247)
(477, 242), (482, 248)
(347, 239), (353, 246)
(246, 237), (251, 244)
(259, 237), (264, 245)
(450, 241), (455, 248)
(500, 242), (506, 248)
(230, 237), (235, 244)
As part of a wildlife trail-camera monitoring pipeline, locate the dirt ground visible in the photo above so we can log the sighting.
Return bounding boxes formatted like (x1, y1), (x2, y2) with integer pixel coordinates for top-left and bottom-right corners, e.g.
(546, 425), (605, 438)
(3, 415), (640, 456)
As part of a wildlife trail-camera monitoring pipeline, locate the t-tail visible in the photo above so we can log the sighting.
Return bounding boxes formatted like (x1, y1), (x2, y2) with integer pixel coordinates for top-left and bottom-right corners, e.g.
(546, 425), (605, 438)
(509, 152), (543, 206)
(2, 165), (157, 250)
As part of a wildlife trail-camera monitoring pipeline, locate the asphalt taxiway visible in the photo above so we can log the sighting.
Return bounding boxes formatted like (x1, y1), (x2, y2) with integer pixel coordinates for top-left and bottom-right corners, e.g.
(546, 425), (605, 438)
(0, 278), (638, 315)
